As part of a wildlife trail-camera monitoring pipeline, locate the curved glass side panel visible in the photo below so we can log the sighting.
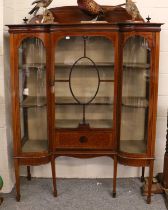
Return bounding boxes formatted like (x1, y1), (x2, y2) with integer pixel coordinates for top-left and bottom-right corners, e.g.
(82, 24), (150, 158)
(55, 36), (114, 129)
(19, 38), (47, 152)
(120, 36), (151, 154)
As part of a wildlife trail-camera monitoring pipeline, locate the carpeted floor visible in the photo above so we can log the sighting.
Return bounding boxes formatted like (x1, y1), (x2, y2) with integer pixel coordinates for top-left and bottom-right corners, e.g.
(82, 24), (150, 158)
(1, 178), (167, 210)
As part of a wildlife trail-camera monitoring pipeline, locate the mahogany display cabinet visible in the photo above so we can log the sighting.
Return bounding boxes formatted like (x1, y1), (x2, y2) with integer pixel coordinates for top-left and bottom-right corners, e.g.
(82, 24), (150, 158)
(7, 6), (162, 204)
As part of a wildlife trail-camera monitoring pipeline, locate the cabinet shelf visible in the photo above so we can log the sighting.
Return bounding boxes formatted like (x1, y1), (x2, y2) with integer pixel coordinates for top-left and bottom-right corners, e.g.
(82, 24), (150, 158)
(20, 96), (46, 108)
(123, 63), (150, 69)
(55, 119), (113, 129)
(19, 63), (150, 70)
(20, 96), (114, 107)
(20, 96), (148, 108)
(19, 64), (46, 70)
(55, 62), (115, 68)
(120, 140), (146, 154)
(22, 140), (48, 152)
(19, 62), (115, 69)
(55, 96), (113, 105)
(122, 97), (148, 108)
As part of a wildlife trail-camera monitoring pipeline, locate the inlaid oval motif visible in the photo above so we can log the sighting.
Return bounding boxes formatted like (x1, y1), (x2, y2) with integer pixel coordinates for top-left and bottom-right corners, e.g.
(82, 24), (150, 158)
(69, 57), (100, 104)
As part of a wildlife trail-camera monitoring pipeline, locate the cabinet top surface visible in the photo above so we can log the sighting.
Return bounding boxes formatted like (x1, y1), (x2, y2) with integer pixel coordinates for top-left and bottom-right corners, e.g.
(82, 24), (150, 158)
(7, 22), (163, 33)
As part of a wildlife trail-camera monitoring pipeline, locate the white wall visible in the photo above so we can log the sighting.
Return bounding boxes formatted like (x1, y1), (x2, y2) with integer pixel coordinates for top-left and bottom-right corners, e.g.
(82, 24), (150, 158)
(0, 0), (168, 193)
(0, 0), (15, 193)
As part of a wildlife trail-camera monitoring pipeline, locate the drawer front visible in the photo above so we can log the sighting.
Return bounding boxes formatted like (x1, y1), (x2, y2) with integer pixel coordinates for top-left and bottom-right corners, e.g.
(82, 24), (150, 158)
(55, 131), (114, 149)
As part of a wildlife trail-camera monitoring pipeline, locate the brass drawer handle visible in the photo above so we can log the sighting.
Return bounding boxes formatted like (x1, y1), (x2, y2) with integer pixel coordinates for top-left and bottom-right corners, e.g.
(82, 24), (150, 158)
(79, 136), (88, 144)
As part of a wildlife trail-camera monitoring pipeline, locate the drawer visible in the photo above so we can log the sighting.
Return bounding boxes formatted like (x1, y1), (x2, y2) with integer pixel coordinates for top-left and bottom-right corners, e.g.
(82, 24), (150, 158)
(55, 131), (114, 149)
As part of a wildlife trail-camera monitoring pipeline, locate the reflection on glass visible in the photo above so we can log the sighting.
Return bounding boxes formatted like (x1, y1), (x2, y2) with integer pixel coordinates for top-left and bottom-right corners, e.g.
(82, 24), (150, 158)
(55, 36), (114, 129)
(120, 36), (150, 154)
(19, 38), (48, 152)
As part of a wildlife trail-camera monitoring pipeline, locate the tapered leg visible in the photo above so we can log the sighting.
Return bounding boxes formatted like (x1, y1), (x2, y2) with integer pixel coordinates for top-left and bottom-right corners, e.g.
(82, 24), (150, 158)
(14, 159), (20, 202)
(113, 155), (118, 198)
(141, 167), (145, 182)
(147, 160), (154, 204)
(51, 156), (57, 197)
(27, 166), (31, 181)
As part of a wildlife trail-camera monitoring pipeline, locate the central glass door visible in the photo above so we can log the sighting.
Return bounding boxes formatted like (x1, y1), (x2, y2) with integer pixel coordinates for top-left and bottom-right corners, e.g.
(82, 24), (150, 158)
(54, 36), (114, 129)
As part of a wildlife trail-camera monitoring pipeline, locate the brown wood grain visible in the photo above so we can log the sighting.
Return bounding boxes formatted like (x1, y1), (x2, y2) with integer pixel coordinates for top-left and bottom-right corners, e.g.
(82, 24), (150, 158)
(55, 131), (114, 149)
(7, 9), (162, 202)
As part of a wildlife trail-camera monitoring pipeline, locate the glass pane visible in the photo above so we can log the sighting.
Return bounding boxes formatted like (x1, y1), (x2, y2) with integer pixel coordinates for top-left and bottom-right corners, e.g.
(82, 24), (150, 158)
(19, 38), (48, 152)
(55, 106), (83, 128)
(55, 36), (114, 129)
(69, 57), (100, 104)
(120, 36), (150, 154)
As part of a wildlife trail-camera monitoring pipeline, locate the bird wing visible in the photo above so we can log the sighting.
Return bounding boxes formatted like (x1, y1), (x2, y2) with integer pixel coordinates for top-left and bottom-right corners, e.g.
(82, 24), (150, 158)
(32, 0), (42, 5)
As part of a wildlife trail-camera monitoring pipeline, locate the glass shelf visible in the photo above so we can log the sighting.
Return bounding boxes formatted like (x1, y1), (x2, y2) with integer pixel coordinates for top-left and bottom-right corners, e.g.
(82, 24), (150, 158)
(20, 96), (46, 108)
(56, 62), (115, 67)
(54, 79), (115, 83)
(55, 119), (113, 129)
(122, 97), (148, 108)
(19, 62), (115, 69)
(56, 96), (113, 105)
(19, 63), (46, 70)
(19, 63), (150, 70)
(120, 140), (147, 154)
(22, 139), (48, 152)
(20, 96), (149, 108)
(20, 96), (114, 107)
(123, 63), (150, 69)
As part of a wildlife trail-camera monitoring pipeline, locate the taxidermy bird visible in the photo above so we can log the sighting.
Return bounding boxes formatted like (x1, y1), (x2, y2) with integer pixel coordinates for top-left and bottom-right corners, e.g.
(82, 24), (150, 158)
(125, 0), (143, 21)
(77, 0), (104, 20)
(29, 0), (53, 16)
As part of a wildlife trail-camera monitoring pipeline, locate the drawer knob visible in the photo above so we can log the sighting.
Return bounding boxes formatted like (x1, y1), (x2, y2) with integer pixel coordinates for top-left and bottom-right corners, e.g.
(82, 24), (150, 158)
(79, 136), (88, 144)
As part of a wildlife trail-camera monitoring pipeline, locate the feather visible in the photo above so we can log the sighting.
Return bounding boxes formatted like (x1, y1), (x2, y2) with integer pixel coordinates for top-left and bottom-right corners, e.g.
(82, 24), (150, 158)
(32, 0), (41, 5)
(29, 6), (39, 15)
(29, 0), (53, 15)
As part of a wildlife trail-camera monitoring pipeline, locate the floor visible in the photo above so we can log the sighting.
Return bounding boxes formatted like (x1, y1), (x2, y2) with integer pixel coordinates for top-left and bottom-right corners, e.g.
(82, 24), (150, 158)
(1, 178), (167, 210)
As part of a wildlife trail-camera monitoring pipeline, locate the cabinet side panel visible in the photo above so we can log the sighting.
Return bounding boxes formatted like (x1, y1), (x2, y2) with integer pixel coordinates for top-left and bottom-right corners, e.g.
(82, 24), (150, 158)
(10, 34), (21, 155)
(148, 32), (160, 156)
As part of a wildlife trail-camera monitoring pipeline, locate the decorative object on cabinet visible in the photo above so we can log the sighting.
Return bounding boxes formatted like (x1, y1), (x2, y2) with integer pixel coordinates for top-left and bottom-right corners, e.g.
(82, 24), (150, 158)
(7, 5), (162, 204)
(42, 10), (55, 23)
(0, 176), (3, 205)
(146, 15), (151, 23)
(29, 0), (54, 24)
(23, 17), (29, 24)
(125, 0), (144, 21)
(29, 6), (133, 24)
(77, 0), (104, 20)
(29, 0), (53, 16)
(77, 0), (144, 22)
(77, 1), (127, 22)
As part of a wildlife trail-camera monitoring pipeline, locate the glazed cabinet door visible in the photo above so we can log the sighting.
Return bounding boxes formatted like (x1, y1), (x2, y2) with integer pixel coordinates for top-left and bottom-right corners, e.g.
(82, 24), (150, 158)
(53, 35), (116, 150)
(120, 35), (153, 155)
(17, 37), (48, 153)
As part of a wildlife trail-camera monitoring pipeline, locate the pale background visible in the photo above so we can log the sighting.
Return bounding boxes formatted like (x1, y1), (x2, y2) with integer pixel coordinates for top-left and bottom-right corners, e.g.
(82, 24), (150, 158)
(0, 0), (168, 193)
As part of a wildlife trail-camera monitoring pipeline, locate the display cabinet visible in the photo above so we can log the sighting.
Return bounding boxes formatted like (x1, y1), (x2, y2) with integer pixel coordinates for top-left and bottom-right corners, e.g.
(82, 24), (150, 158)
(8, 6), (162, 204)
